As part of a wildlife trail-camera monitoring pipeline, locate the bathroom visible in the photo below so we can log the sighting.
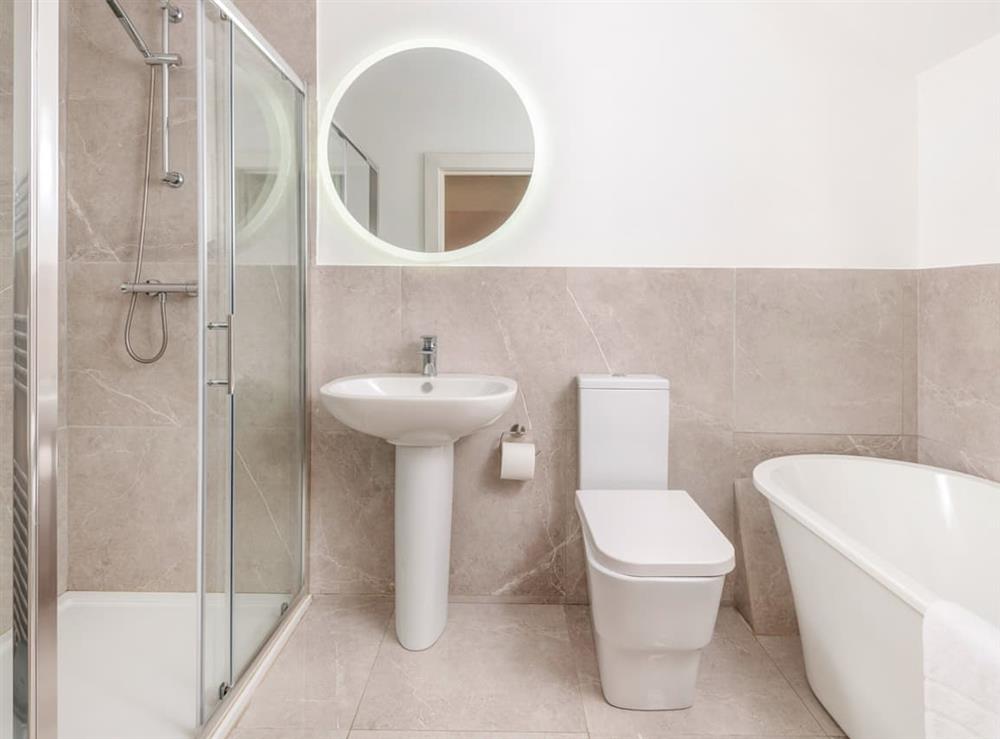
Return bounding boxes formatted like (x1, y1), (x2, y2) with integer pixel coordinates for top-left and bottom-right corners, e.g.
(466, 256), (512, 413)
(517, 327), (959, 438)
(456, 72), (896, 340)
(1, 0), (998, 737)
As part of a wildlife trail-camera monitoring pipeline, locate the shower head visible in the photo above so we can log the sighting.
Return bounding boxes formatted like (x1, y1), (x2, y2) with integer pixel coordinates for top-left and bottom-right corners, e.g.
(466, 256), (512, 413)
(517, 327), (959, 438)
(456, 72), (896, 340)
(105, 0), (152, 58)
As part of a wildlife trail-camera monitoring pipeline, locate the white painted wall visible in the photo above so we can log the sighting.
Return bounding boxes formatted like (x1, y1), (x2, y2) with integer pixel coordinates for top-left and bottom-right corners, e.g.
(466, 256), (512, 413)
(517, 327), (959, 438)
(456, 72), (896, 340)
(918, 34), (1000, 268)
(315, 1), (998, 268)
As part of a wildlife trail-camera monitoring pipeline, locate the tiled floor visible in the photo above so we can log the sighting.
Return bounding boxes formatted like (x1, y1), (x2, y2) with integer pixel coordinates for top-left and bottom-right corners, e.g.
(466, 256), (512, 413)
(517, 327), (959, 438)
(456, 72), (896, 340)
(230, 596), (845, 739)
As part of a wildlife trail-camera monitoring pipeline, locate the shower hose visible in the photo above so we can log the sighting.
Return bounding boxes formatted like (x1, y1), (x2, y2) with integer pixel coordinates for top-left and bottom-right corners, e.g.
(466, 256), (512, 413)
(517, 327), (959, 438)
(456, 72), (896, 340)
(124, 65), (168, 364)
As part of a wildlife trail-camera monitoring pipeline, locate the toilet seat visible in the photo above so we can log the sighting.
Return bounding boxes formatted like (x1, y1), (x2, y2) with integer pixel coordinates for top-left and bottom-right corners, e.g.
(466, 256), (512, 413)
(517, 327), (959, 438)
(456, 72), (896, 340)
(576, 489), (735, 578)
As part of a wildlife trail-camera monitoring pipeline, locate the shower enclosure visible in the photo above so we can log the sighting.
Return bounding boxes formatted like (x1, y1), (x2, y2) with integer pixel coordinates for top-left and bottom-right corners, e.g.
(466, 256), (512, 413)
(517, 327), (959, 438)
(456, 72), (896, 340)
(2, 0), (308, 736)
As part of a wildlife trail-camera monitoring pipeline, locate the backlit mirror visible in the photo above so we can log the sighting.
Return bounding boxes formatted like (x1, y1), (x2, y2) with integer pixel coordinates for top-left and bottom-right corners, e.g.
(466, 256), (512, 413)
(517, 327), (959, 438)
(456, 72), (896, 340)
(327, 47), (534, 254)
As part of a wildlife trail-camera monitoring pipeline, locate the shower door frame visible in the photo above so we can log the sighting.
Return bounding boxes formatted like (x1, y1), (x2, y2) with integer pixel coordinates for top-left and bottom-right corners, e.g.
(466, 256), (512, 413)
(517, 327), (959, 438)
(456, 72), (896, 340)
(195, 0), (310, 728)
(23, 0), (61, 738)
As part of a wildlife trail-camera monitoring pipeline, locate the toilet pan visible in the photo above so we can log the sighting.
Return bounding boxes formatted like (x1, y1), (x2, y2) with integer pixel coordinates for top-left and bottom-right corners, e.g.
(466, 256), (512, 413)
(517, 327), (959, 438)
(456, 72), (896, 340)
(577, 489), (735, 710)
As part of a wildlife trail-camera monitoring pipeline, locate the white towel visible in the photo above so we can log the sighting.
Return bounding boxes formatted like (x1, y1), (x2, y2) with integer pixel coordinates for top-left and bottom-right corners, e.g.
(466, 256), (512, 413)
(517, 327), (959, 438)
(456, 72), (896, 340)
(924, 600), (1000, 739)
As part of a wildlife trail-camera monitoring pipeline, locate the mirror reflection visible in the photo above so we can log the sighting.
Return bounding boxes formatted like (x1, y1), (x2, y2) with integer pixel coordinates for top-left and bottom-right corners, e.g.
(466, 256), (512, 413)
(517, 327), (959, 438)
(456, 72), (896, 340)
(328, 48), (534, 253)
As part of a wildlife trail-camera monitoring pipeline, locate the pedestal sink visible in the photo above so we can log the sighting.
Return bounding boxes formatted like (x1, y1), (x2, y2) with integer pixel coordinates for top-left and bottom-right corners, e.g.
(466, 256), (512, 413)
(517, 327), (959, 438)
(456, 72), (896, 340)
(319, 374), (518, 650)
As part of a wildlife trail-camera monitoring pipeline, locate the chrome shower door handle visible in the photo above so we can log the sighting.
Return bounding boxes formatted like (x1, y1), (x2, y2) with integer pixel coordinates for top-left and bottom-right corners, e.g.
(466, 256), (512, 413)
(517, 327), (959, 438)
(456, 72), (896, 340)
(207, 313), (235, 395)
(227, 313), (236, 396)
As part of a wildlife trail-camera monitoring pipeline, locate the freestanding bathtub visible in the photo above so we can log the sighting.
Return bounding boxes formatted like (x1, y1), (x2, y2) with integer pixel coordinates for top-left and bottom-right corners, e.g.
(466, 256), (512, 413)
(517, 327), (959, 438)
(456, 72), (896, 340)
(753, 455), (1000, 739)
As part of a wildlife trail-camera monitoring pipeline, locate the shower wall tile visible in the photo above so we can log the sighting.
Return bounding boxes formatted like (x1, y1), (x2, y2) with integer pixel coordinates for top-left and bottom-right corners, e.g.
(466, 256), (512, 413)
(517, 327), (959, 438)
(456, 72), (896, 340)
(65, 96), (198, 263)
(231, 0), (317, 85)
(917, 265), (1000, 482)
(235, 265), (302, 429)
(734, 269), (909, 435)
(66, 262), (198, 428)
(64, 1), (200, 592)
(65, 0), (198, 104)
(65, 0), (199, 265)
(67, 426), (197, 592)
(309, 266), (915, 606)
(235, 425), (302, 594)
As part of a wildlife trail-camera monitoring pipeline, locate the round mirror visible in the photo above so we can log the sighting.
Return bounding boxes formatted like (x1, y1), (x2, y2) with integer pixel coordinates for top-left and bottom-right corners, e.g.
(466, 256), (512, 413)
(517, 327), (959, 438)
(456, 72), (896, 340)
(326, 47), (534, 254)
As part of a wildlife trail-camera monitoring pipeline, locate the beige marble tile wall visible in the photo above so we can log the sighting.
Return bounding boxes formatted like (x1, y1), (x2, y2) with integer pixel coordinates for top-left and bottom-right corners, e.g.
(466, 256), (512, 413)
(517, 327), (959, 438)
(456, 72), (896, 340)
(58, 3), (69, 596)
(63, 0), (315, 593)
(732, 477), (797, 636)
(918, 264), (1000, 482)
(733, 263), (1000, 633)
(232, 264), (303, 594)
(64, 0), (200, 592)
(309, 266), (918, 602)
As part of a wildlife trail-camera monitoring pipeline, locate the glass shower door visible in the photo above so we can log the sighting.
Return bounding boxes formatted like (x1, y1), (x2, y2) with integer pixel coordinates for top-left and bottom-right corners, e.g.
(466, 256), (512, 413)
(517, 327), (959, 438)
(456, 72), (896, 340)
(200, 0), (306, 721)
(229, 25), (305, 679)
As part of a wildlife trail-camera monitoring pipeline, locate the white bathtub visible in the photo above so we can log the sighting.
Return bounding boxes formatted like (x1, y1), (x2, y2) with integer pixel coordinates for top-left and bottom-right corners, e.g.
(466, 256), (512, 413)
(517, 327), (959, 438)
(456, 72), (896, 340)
(753, 455), (1000, 739)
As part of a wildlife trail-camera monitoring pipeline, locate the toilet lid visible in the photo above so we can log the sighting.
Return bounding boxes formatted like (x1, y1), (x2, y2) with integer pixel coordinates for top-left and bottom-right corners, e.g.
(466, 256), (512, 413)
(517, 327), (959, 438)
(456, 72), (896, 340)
(576, 489), (735, 577)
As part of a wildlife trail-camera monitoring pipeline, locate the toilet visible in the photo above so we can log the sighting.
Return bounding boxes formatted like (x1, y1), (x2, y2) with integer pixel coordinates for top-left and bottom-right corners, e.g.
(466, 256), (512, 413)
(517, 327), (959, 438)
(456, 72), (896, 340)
(576, 374), (734, 711)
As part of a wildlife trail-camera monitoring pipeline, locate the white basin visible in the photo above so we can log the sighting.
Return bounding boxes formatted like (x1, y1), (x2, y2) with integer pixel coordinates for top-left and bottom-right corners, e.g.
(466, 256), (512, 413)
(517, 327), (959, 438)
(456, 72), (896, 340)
(320, 374), (517, 446)
(319, 372), (518, 651)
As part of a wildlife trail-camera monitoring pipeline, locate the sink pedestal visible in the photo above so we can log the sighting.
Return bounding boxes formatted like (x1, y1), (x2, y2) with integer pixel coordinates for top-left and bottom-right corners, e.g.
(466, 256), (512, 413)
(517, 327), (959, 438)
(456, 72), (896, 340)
(394, 443), (454, 650)
(320, 373), (518, 650)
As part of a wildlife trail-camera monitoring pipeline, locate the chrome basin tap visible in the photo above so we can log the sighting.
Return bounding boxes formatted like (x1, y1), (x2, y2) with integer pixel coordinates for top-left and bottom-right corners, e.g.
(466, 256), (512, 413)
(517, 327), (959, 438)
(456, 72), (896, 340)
(420, 335), (438, 377)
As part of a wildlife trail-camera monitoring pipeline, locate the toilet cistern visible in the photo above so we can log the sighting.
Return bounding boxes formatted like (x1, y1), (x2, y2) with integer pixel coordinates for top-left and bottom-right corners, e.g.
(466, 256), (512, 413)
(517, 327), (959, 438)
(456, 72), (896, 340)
(420, 335), (437, 377)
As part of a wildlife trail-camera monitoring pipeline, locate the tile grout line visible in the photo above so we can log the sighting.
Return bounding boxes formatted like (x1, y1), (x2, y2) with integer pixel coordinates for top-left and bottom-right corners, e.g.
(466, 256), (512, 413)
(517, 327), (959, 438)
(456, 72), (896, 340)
(347, 604), (395, 735)
(560, 604), (592, 737)
(753, 633), (833, 738)
(350, 732), (590, 737)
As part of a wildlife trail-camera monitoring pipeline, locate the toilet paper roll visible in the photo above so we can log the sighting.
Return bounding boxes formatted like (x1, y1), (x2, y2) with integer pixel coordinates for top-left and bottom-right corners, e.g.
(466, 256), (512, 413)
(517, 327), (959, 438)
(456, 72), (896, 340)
(500, 440), (536, 481)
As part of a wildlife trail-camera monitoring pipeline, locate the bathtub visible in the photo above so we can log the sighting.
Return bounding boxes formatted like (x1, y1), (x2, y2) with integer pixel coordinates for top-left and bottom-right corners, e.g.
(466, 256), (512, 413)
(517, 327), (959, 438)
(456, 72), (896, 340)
(753, 455), (1000, 739)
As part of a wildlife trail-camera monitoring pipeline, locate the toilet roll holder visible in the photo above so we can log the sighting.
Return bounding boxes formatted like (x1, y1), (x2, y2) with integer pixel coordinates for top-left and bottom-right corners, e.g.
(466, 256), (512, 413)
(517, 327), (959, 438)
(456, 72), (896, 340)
(500, 424), (528, 443)
(499, 424), (539, 459)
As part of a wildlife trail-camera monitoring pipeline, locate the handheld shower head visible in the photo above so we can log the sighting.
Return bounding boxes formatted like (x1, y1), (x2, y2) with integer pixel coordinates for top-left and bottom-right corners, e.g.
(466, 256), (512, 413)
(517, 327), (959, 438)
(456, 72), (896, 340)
(105, 0), (152, 58)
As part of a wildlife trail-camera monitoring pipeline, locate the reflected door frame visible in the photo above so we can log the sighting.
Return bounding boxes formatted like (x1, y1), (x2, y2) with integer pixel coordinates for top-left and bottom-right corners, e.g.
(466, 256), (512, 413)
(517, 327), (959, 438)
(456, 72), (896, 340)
(422, 152), (532, 252)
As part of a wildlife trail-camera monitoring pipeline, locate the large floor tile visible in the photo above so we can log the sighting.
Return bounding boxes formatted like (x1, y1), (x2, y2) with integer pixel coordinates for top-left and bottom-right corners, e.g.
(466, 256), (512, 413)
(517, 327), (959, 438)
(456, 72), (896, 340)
(590, 735), (823, 739)
(758, 635), (846, 736)
(353, 604), (586, 732)
(236, 595), (392, 733)
(349, 733), (586, 739)
(232, 730), (348, 739)
(566, 606), (824, 738)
